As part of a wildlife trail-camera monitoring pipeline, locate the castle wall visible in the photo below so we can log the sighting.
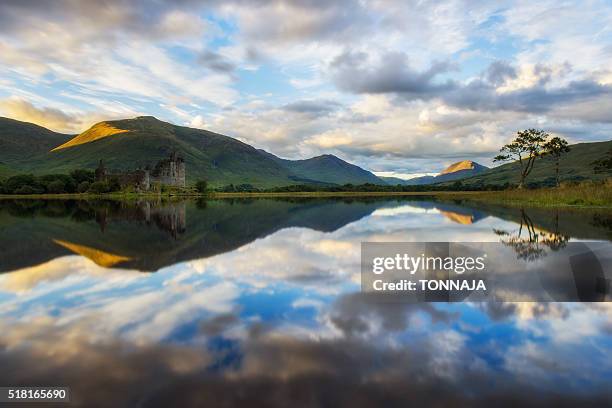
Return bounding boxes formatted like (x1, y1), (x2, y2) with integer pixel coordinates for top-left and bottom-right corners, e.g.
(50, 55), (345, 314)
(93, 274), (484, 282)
(95, 153), (185, 191)
(113, 170), (150, 191)
(151, 159), (185, 187)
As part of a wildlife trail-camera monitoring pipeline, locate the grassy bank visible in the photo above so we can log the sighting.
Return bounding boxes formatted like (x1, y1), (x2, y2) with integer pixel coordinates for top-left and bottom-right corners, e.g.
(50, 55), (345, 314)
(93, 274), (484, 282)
(0, 190), (479, 200)
(449, 181), (612, 208)
(208, 191), (481, 198)
(1, 182), (610, 207)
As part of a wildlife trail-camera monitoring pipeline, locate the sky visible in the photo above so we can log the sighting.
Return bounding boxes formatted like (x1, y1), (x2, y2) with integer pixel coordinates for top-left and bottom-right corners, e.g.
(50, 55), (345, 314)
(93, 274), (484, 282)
(0, 0), (611, 178)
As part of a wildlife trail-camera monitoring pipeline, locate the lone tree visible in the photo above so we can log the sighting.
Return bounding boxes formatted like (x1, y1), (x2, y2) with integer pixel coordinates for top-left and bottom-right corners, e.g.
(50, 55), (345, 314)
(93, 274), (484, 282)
(592, 149), (612, 173)
(494, 129), (548, 188)
(542, 136), (570, 187)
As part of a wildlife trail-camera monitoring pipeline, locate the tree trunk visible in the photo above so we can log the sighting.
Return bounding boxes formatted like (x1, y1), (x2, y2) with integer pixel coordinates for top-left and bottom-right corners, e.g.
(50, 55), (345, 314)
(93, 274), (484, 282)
(555, 159), (560, 188)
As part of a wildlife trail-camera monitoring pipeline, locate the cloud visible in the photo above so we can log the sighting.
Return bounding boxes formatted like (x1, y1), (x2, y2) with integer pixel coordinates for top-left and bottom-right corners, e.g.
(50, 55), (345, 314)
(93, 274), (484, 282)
(282, 99), (341, 116)
(0, 98), (76, 132)
(331, 54), (612, 114)
(444, 76), (612, 114)
(485, 61), (518, 86)
(331, 51), (457, 98)
(0, 0), (207, 40)
(198, 50), (237, 74)
(221, 0), (373, 45)
(0, 97), (139, 133)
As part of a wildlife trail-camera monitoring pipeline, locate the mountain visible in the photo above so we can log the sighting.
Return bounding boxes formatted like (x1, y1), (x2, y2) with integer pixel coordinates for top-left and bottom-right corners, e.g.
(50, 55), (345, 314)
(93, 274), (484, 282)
(455, 140), (612, 187)
(378, 176), (413, 185)
(390, 160), (489, 186)
(260, 150), (382, 185)
(440, 160), (488, 175)
(0, 116), (383, 188)
(0, 117), (72, 165)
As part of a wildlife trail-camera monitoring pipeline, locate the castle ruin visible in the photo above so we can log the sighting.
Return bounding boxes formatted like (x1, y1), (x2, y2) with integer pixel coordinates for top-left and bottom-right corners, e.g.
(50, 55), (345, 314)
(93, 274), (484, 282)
(95, 152), (186, 191)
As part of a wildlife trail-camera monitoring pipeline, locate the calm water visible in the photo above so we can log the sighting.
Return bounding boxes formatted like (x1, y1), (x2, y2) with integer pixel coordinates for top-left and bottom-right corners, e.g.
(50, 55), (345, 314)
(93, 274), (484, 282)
(0, 198), (611, 407)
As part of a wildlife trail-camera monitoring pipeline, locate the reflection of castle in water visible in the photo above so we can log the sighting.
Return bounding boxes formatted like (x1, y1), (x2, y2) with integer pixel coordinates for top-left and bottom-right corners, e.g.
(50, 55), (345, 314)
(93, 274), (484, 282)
(95, 200), (186, 238)
(95, 152), (186, 191)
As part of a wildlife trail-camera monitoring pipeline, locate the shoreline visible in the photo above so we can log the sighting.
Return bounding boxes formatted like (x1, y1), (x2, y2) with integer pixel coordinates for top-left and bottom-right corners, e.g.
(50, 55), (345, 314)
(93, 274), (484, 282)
(0, 188), (610, 208)
(0, 190), (476, 200)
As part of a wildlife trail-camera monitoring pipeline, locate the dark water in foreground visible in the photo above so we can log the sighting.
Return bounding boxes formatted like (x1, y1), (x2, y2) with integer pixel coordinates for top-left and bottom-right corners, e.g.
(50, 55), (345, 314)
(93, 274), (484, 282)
(0, 198), (611, 407)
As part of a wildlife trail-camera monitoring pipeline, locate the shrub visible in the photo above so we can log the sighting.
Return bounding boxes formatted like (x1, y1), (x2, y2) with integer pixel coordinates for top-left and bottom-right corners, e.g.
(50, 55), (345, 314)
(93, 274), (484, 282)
(40, 174), (77, 193)
(70, 169), (95, 184)
(4, 174), (41, 194)
(88, 181), (110, 194)
(46, 179), (66, 194)
(195, 180), (208, 193)
(77, 181), (90, 193)
(108, 177), (121, 192)
(14, 185), (43, 195)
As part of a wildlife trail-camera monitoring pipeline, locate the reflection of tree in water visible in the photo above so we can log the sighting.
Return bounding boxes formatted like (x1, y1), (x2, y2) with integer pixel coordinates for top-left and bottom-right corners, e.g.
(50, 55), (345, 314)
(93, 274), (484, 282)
(494, 209), (569, 261)
(591, 213), (612, 231)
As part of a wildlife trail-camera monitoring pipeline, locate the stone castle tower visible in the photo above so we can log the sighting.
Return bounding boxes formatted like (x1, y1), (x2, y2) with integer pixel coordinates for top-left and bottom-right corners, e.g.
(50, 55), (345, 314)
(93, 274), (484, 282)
(151, 151), (185, 188)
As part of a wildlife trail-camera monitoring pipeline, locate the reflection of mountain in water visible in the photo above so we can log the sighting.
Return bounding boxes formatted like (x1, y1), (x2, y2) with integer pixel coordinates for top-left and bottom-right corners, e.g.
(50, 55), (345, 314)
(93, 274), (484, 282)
(0, 198), (397, 273)
(52, 239), (134, 267)
(1, 197), (611, 274)
(398, 200), (488, 224)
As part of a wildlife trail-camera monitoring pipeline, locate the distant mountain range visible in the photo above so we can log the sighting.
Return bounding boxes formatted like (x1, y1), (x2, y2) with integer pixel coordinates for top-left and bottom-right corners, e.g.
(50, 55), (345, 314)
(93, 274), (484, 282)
(1, 115), (610, 188)
(380, 160), (489, 186)
(0, 116), (382, 187)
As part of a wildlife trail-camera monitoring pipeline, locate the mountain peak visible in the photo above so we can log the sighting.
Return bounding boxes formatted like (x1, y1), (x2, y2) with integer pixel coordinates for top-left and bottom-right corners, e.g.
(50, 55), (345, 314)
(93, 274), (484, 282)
(317, 154), (341, 161)
(51, 121), (130, 151)
(50, 116), (175, 151)
(132, 115), (163, 123)
(439, 160), (485, 175)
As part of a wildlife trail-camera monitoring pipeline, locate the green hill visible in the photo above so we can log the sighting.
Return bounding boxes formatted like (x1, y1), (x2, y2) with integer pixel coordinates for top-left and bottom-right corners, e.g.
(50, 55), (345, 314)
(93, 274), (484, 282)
(378, 176), (411, 185)
(260, 150), (383, 185)
(0, 117), (72, 166)
(23, 116), (294, 187)
(0, 116), (382, 188)
(456, 140), (612, 187)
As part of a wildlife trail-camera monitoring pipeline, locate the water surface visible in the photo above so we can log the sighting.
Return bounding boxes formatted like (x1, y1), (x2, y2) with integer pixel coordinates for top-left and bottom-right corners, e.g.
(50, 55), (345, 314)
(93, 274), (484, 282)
(0, 198), (611, 407)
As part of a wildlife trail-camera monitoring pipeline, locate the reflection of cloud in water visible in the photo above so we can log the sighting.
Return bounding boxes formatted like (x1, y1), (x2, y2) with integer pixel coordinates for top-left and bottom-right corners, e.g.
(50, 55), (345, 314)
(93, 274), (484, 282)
(0, 256), (142, 293)
(59, 281), (239, 342)
(1, 297), (611, 407)
(372, 205), (440, 216)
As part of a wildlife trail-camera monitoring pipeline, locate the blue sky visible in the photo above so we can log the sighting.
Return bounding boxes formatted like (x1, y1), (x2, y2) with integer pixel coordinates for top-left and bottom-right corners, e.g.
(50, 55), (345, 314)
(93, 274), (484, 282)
(1, 0), (611, 177)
